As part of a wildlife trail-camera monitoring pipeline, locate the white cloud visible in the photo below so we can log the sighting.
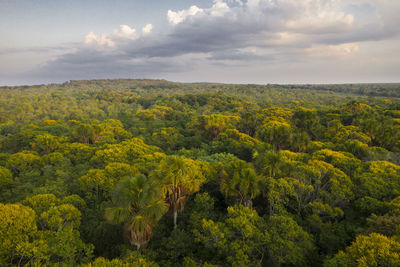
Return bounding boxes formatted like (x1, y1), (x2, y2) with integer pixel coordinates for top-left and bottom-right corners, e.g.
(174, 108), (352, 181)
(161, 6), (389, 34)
(167, 5), (204, 25)
(84, 32), (115, 48)
(113, 25), (137, 40)
(210, 0), (230, 16)
(83, 24), (139, 49)
(142, 24), (153, 35)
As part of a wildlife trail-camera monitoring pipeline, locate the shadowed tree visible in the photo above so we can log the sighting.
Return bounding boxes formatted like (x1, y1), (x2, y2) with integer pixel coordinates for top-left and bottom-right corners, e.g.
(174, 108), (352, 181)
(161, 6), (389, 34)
(220, 159), (262, 208)
(152, 155), (207, 227)
(105, 174), (167, 250)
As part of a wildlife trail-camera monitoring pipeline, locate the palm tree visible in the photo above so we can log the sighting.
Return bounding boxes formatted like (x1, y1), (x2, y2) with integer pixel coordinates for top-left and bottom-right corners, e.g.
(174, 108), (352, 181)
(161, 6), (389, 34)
(105, 174), (167, 249)
(220, 159), (262, 208)
(152, 156), (206, 227)
(262, 151), (283, 178)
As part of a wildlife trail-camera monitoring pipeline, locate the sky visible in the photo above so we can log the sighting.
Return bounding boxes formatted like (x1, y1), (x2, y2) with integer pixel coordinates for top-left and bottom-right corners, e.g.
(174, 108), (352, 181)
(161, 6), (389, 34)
(0, 0), (400, 85)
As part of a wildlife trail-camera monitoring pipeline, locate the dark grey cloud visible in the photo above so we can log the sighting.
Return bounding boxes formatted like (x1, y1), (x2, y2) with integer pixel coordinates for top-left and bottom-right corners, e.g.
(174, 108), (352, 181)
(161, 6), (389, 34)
(26, 48), (194, 82)
(0, 43), (77, 55)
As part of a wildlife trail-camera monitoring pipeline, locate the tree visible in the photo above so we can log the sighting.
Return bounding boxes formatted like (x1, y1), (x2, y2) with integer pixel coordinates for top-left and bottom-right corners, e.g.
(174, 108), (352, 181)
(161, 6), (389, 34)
(31, 134), (60, 155)
(6, 151), (43, 176)
(72, 123), (102, 144)
(256, 120), (292, 150)
(79, 163), (139, 206)
(105, 174), (167, 249)
(264, 177), (294, 216)
(195, 205), (270, 267)
(210, 129), (262, 161)
(22, 193), (60, 220)
(286, 177), (314, 215)
(366, 214), (400, 237)
(312, 149), (361, 176)
(254, 150), (283, 178)
(152, 156), (207, 227)
(267, 215), (315, 266)
(39, 203), (93, 264)
(297, 160), (355, 206)
(325, 233), (400, 267)
(0, 203), (37, 265)
(0, 166), (13, 201)
(220, 159), (262, 208)
(84, 251), (159, 267)
(150, 127), (184, 152)
(188, 114), (240, 140)
(58, 142), (95, 165)
(355, 161), (400, 201)
(290, 131), (311, 152)
(21, 194), (93, 265)
(292, 108), (322, 140)
(91, 138), (159, 166)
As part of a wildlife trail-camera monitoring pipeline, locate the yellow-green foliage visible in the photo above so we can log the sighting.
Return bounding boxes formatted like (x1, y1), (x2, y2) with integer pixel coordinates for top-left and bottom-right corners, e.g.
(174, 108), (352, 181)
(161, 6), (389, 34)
(325, 233), (400, 267)
(326, 120), (371, 144)
(280, 150), (309, 163)
(32, 134), (60, 154)
(313, 149), (361, 174)
(0, 203), (37, 264)
(84, 251), (159, 267)
(91, 138), (159, 165)
(0, 166), (13, 188)
(259, 106), (293, 121)
(256, 119), (292, 149)
(188, 114), (240, 139)
(59, 142), (95, 164)
(356, 161), (400, 200)
(196, 205), (270, 267)
(79, 162), (139, 196)
(23, 194), (60, 215)
(341, 101), (372, 114)
(1, 195), (94, 265)
(136, 106), (172, 120)
(6, 151), (43, 174)
(219, 129), (261, 147)
(309, 201), (344, 220)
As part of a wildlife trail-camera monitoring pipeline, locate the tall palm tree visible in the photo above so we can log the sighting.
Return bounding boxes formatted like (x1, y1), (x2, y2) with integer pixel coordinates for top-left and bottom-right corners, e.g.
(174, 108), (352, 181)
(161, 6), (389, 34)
(105, 174), (167, 249)
(220, 159), (262, 208)
(152, 156), (206, 227)
(262, 151), (283, 178)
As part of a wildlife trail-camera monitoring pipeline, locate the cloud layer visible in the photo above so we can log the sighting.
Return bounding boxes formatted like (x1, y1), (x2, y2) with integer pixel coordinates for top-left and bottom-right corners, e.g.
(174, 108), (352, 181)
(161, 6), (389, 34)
(18, 0), (400, 83)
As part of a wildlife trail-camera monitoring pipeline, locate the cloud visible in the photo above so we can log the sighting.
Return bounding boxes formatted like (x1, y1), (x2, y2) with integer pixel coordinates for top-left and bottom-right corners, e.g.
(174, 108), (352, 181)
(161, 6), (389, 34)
(210, 0), (230, 17)
(305, 43), (360, 58)
(167, 6), (204, 25)
(113, 25), (137, 40)
(126, 0), (384, 61)
(142, 24), (153, 35)
(83, 24), (140, 50)
(84, 32), (115, 48)
(21, 0), (400, 84)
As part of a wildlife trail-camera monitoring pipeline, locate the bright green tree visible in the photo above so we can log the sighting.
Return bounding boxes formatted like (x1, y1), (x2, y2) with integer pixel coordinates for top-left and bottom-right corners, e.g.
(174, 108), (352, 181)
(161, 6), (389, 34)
(0, 203), (37, 265)
(325, 233), (400, 267)
(196, 205), (270, 267)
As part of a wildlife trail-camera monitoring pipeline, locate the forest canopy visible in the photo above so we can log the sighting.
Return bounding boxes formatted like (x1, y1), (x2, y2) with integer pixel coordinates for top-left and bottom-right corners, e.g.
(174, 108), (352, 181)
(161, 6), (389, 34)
(0, 79), (400, 266)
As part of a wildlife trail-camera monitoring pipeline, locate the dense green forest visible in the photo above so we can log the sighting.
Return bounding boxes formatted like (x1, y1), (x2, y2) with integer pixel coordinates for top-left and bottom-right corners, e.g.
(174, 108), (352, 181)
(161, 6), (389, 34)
(1, 79), (400, 266)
